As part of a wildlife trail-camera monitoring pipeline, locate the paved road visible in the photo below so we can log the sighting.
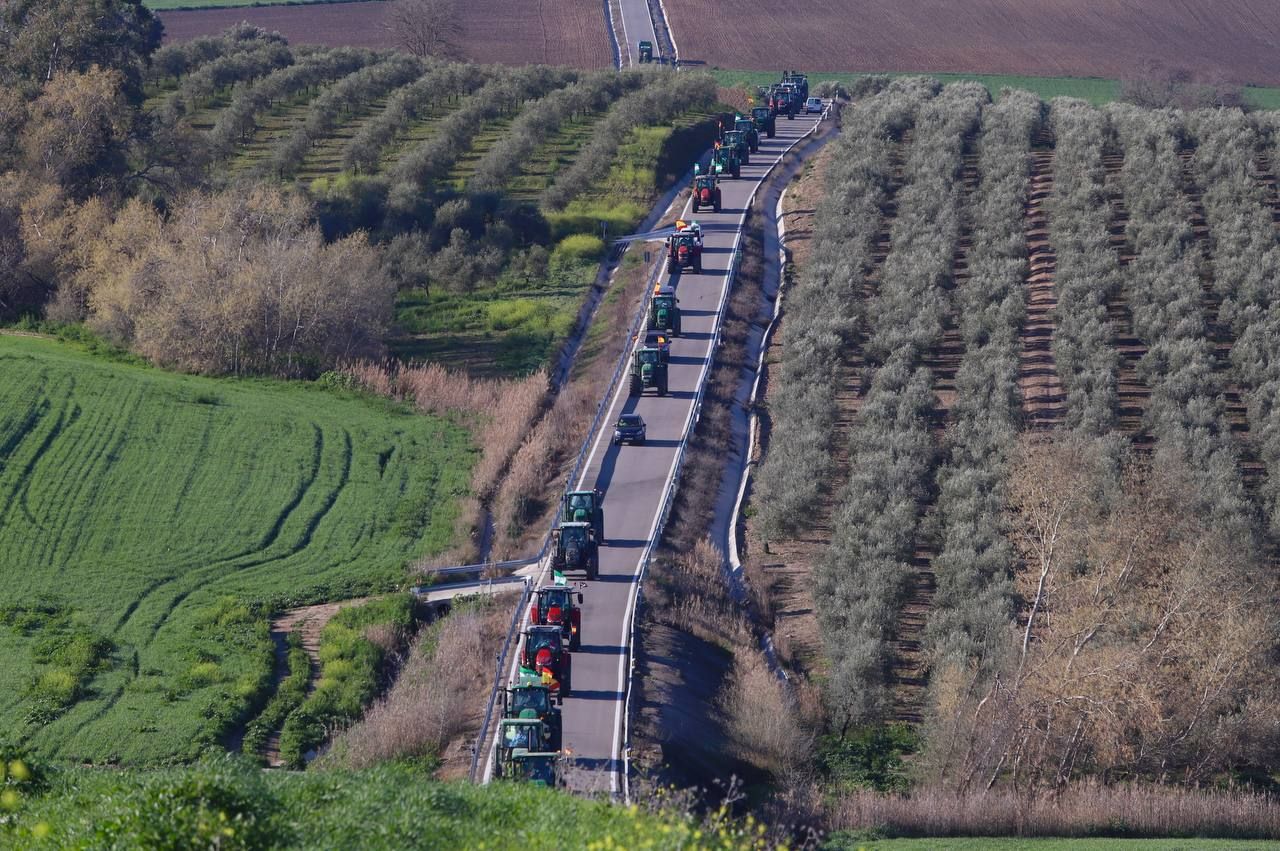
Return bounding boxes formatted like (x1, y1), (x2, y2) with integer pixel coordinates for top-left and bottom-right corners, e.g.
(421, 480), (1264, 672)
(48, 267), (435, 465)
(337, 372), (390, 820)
(529, 109), (827, 796)
(617, 0), (659, 66)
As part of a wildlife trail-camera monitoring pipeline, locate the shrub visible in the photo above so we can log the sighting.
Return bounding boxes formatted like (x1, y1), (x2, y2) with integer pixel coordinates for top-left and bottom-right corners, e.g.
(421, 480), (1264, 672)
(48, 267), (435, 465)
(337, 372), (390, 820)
(552, 233), (604, 262)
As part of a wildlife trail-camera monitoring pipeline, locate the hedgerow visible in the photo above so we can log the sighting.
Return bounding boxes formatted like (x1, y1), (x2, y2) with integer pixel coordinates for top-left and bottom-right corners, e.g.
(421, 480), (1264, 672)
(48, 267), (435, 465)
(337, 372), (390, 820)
(925, 90), (1042, 671)
(541, 72), (717, 210)
(755, 77), (935, 542)
(1043, 98), (1123, 435)
(208, 48), (378, 156)
(341, 61), (492, 175)
(814, 81), (987, 728)
(1109, 104), (1254, 547)
(468, 70), (646, 193)
(1187, 109), (1280, 540)
(265, 54), (427, 178)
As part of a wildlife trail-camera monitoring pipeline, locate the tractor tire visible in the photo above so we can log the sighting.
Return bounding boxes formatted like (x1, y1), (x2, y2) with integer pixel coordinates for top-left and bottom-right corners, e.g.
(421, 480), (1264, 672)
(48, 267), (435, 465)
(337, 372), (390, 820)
(673, 314), (681, 336)
(667, 258), (677, 274)
(767, 127), (775, 138)
(588, 555), (598, 581)
(732, 164), (740, 179)
(742, 153), (750, 165)
(657, 378), (668, 397)
(562, 658), (572, 696)
(694, 257), (703, 274)
(570, 631), (581, 652)
(713, 194), (721, 212)
(692, 201), (699, 213)
(752, 141), (759, 153)
(629, 375), (642, 397)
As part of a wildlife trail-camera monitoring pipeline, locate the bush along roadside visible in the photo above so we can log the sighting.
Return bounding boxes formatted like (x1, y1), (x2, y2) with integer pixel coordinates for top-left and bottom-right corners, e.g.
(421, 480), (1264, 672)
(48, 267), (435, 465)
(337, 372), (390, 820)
(275, 596), (414, 769)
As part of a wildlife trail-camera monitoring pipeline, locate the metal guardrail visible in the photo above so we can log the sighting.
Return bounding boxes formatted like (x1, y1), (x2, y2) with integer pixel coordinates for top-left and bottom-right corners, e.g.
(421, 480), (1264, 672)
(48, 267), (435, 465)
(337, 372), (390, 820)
(617, 107), (831, 804)
(467, 575), (533, 780)
(469, 237), (668, 783)
(427, 556), (538, 578)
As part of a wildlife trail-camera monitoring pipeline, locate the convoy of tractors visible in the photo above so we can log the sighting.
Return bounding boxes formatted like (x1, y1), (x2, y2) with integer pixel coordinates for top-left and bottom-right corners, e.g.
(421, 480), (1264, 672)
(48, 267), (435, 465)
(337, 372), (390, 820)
(498, 73), (814, 787)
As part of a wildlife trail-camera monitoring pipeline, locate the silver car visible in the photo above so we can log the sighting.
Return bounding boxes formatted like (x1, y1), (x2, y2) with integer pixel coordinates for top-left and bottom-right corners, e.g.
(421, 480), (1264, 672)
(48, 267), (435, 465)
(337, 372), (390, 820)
(805, 97), (823, 114)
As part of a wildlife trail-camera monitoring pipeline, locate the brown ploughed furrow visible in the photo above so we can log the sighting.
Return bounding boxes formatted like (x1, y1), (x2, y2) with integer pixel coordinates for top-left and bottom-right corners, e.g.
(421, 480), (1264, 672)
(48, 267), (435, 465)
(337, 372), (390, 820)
(1102, 152), (1152, 447)
(1020, 148), (1066, 430)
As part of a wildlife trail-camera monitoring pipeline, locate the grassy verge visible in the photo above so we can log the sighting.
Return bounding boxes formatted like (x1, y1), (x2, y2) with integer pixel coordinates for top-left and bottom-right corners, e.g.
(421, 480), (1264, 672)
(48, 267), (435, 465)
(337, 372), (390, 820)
(710, 69), (1280, 108)
(0, 334), (473, 765)
(277, 595), (413, 767)
(5, 757), (766, 849)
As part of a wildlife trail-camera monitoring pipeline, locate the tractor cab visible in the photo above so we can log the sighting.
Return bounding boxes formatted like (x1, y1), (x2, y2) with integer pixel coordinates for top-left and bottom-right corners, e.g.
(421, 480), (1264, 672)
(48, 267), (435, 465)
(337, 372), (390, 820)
(638, 40), (653, 63)
(510, 752), (559, 786)
(649, 286), (681, 337)
(531, 581), (584, 651)
(561, 489), (604, 541)
(734, 116), (760, 152)
(712, 142), (741, 178)
(668, 221), (704, 273)
(552, 521), (599, 581)
(722, 130), (750, 165)
(692, 172), (722, 213)
(521, 624), (572, 694)
(504, 682), (563, 744)
(500, 715), (551, 754)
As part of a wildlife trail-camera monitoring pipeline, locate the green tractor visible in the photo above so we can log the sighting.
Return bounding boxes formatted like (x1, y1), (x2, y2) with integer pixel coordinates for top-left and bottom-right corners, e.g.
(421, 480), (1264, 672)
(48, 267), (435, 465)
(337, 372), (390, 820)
(751, 105), (776, 139)
(691, 168), (722, 213)
(495, 714), (558, 782)
(733, 116), (760, 153)
(561, 489), (604, 544)
(712, 141), (741, 179)
(551, 521), (599, 581)
(723, 130), (750, 166)
(647, 286), (680, 337)
(782, 70), (809, 100)
(638, 40), (653, 63)
(504, 681), (563, 747)
(629, 343), (669, 397)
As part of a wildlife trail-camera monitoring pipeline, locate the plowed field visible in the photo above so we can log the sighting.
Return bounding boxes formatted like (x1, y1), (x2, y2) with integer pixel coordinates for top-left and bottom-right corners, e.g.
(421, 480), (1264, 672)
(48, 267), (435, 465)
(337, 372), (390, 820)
(668, 0), (1280, 87)
(159, 0), (613, 68)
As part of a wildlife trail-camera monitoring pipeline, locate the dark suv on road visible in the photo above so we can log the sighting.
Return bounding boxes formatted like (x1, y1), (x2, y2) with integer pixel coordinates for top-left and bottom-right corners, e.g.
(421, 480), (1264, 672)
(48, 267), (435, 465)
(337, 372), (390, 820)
(613, 413), (646, 445)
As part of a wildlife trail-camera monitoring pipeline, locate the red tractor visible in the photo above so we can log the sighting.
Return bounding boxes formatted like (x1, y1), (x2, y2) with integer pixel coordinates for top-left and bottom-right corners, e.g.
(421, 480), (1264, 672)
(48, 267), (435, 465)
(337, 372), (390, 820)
(667, 220), (703, 274)
(521, 625), (572, 696)
(692, 171), (722, 213)
(529, 581), (584, 651)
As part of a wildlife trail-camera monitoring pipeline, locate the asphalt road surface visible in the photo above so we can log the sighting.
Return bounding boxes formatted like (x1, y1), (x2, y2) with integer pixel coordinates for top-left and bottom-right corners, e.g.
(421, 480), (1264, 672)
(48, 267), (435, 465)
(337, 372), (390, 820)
(617, 0), (659, 66)
(543, 108), (826, 796)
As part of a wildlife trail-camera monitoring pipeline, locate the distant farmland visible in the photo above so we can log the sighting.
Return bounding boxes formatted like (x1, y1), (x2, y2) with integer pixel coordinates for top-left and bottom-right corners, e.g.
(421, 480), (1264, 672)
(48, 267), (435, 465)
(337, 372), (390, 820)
(0, 335), (474, 764)
(668, 0), (1280, 87)
(158, 0), (614, 68)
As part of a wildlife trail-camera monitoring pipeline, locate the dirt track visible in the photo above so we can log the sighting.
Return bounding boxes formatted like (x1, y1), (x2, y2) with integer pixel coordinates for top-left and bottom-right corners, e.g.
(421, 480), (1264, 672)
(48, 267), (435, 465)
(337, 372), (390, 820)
(667, 0), (1280, 87)
(159, 0), (613, 68)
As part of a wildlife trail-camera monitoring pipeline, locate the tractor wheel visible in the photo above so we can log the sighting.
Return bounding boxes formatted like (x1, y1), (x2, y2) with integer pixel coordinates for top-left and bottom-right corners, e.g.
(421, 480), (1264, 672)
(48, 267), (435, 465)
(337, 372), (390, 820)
(732, 164), (740, 179)
(694, 257), (703, 274)
(562, 659), (572, 696)
(588, 556), (598, 581)
(692, 201), (699, 213)
(673, 315), (681, 336)
(657, 379), (668, 397)
(714, 193), (721, 212)
(570, 631), (581, 652)
(752, 141), (759, 153)
(742, 153), (750, 165)
(767, 127), (775, 138)
(667, 258), (677, 274)
(629, 375), (642, 396)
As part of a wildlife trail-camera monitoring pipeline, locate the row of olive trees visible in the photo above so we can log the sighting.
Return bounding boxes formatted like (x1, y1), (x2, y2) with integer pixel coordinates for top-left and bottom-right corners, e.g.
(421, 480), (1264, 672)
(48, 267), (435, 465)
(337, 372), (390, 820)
(341, 61), (492, 174)
(541, 71), (718, 210)
(755, 78), (935, 542)
(385, 66), (578, 214)
(816, 81), (987, 729)
(1109, 105), (1254, 548)
(467, 69), (647, 193)
(149, 23), (287, 84)
(208, 48), (378, 156)
(1043, 99), (1123, 435)
(266, 54), (427, 178)
(1187, 110), (1280, 540)
(925, 90), (1042, 675)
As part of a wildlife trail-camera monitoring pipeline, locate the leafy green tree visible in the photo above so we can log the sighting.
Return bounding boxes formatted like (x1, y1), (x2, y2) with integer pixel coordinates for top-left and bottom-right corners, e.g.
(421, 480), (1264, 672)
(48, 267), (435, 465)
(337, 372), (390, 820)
(0, 0), (161, 103)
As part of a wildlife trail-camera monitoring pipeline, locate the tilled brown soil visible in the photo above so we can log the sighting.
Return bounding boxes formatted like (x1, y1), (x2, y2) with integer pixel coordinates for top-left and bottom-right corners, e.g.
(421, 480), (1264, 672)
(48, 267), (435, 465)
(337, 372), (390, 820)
(1020, 137), (1066, 431)
(159, 0), (613, 68)
(667, 0), (1280, 87)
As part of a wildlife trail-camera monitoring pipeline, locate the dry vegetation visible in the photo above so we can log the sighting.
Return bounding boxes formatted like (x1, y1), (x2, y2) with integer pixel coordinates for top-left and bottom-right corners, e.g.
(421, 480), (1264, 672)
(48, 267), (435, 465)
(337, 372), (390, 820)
(321, 593), (517, 775)
(745, 79), (1280, 834)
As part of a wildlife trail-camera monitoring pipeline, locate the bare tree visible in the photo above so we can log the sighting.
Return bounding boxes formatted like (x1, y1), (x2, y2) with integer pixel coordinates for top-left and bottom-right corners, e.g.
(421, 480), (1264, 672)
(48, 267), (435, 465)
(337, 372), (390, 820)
(384, 0), (461, 59)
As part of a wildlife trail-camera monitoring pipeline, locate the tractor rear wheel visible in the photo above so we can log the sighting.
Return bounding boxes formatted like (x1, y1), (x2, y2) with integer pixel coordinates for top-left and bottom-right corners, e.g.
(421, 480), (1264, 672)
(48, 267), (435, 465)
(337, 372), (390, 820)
(570, 631), (581, 652)
(694, 257), (702, 274)
(657, 379), (668, 397)
(732, 164), (740, 178)
(562, 659), (572, 696)
(692, 201), (699, 213)
(767, 127), (775, 138)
